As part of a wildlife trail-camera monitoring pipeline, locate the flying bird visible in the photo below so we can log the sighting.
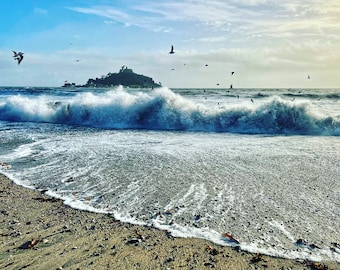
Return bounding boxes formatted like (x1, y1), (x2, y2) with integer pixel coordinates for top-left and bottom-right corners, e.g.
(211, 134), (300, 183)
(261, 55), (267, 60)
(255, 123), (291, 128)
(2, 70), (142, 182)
(169, 45), (175, 54)
(12, 51), (24, 65)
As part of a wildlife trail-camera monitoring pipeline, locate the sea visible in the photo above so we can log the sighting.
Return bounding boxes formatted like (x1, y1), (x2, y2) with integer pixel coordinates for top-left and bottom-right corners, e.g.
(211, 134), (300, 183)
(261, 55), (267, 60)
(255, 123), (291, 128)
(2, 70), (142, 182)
(0, 86), (339, 262)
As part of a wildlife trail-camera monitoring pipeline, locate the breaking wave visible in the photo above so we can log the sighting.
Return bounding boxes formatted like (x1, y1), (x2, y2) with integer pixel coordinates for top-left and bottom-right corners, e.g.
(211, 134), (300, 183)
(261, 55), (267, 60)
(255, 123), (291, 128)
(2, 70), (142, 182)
(0, 87), (339, 135)
(283, 92), (340, 100)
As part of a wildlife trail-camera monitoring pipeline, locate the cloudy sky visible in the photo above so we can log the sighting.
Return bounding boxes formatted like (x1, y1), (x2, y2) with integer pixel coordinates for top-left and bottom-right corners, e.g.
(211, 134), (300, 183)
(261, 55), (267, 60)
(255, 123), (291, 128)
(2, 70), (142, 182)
(1, 0), (340, 88)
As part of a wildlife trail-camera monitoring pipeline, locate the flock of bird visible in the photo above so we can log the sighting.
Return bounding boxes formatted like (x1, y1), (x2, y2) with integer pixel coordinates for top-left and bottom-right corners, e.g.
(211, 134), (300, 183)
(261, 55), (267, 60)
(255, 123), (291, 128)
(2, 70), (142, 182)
(169, 45), (236, 89)
(11, 45), (310, 93)
(12, 44), (175, 66)
(168, 45), (311, 91)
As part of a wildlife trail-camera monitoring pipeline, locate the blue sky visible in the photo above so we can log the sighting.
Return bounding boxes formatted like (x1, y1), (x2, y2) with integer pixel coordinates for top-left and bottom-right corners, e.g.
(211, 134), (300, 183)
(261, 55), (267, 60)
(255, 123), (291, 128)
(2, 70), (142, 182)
(1, 0), (340, 88)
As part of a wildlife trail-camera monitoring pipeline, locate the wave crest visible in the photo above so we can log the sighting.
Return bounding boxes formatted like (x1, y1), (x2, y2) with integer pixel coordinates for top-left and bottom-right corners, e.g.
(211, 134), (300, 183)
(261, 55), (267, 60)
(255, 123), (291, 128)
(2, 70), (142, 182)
(0, 87), (338, 135)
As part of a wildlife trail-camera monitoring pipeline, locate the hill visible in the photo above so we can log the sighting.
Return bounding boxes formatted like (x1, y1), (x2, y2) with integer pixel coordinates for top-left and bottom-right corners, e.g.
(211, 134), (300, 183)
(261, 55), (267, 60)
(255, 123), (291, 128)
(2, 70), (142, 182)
(82, 66), (161, 88)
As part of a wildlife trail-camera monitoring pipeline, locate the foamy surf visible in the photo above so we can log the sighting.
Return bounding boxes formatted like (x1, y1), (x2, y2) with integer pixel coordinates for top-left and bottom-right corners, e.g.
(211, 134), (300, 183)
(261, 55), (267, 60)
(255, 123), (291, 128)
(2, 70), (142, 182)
(0, 87), (339, 135)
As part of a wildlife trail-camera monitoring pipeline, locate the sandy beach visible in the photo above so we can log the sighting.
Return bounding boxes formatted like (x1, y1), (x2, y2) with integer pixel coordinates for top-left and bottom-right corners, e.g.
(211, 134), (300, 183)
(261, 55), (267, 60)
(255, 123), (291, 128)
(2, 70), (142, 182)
(0, 174), (338, 270)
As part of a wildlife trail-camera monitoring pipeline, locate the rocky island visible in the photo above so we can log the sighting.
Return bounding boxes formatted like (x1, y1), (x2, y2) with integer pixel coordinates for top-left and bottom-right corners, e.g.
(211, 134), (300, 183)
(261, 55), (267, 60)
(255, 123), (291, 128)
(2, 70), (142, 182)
(63, 66), (161, 88)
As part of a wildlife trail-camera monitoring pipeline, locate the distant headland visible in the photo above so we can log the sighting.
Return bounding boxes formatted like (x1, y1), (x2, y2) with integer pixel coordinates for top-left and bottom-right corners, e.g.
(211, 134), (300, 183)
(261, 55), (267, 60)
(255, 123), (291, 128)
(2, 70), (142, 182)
(63, 66), (161, 88)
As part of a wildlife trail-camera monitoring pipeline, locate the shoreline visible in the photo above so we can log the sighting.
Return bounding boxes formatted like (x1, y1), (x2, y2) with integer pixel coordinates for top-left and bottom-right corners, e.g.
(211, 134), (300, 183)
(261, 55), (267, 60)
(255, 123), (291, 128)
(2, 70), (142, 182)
(0, 173), (338, 270)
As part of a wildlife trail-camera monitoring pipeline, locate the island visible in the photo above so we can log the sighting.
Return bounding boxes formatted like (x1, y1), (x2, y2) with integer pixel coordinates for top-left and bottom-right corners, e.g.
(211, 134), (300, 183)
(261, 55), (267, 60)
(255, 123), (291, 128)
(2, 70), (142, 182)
(63, 66), (161, 88)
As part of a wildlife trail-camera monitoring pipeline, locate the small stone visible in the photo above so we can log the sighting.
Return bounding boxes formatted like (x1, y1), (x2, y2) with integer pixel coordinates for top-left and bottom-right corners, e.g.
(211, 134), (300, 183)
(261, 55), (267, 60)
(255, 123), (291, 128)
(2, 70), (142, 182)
(331, 242), (340, 249)
(296, 239), (308, 246)
(309, 243), (320, 249)
(194, 214), (202, 220)
(250, 254), (264, 264)
(165, 230), (174, 239)
(209, 248), (219, 256)
(204, 262), (216, 268)
(165, 256), (174, 263)
(126, 238), (141, 245)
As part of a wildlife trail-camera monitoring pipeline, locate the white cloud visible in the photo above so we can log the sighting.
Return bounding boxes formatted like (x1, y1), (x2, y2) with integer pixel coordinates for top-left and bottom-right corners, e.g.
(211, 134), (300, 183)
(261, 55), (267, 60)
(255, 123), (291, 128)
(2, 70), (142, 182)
(69, 6), (132, 24)
(68, 0), (340, 45)
(186, 36), (229, 43)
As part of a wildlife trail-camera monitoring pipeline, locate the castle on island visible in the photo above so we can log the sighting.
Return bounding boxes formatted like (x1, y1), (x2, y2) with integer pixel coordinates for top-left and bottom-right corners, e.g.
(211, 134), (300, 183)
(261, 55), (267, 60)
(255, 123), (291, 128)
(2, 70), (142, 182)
(63, 66), (161, 88)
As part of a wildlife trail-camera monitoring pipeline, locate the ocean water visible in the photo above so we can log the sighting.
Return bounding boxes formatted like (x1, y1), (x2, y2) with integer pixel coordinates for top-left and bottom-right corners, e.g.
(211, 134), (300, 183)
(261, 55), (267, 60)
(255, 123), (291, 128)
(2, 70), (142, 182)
(0, 86), (339, 262)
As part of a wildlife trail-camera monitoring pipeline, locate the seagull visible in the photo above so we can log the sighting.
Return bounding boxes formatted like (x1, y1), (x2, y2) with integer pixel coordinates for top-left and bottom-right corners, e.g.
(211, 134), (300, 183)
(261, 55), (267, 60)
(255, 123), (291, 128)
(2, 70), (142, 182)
(13, 51), (24, 65)
(169, 45), (175, 54)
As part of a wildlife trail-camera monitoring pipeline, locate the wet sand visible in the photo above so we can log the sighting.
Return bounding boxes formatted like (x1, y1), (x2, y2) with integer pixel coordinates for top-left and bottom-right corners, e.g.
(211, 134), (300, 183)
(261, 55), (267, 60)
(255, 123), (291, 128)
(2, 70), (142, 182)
(0, 174), (339, 270)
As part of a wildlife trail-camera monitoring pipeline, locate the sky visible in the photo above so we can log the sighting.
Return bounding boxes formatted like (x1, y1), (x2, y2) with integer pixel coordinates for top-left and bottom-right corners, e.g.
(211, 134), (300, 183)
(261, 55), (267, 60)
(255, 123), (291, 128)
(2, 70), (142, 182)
(1, 0), (340, 88)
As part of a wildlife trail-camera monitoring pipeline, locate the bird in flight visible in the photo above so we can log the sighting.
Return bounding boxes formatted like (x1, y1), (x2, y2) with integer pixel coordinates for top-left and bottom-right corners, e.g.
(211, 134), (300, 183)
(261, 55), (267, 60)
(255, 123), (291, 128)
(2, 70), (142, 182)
(169, 45), (175, 54)
(13, 51), (24, 65)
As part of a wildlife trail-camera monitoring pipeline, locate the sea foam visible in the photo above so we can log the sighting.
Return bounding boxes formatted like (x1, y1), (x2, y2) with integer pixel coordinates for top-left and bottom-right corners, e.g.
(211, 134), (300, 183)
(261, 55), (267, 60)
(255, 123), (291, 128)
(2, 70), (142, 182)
(0, 87), (339, 135)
